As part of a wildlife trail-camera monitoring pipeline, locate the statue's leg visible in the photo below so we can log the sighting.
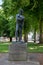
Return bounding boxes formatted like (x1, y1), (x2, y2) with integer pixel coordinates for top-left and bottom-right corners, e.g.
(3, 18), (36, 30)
(19, 27), (22, 41)
(15, 30), (18, 41)
(15, 24), (18, 41)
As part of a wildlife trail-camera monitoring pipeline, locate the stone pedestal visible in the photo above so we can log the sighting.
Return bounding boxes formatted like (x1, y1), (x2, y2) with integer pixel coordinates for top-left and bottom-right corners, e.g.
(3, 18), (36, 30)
(9, 42), (27, 61)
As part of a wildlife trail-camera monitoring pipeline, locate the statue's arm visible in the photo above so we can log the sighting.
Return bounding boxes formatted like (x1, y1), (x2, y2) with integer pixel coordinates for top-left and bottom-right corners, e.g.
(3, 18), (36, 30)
(22, 17), (24, 27)
(16, 14), (23, 21)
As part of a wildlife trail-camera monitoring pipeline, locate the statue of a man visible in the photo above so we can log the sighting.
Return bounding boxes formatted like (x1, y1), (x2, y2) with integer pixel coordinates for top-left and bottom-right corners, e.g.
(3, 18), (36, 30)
(15, 8), (24, 42)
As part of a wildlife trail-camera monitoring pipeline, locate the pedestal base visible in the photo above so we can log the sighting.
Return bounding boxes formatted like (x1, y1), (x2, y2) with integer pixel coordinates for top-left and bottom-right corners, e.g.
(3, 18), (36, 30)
(9, 41), (27, 61)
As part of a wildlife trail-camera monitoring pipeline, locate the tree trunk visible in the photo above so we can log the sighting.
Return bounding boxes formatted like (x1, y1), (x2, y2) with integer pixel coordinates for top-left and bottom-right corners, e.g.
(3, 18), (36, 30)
(10, 37), (12, 42)
(39, 18), (43, 43)
(34, 28), (36, 43)
(24, 33), (28, 42)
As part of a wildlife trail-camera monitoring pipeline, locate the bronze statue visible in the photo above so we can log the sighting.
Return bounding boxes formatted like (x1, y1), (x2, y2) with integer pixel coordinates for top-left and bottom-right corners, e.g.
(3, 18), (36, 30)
(15, 8), (24, 42)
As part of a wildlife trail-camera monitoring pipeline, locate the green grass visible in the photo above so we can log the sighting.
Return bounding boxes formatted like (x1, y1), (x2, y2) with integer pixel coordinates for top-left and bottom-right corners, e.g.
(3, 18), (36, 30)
(27, 43), (43, 53)
(0, 42), (43, 53)
(0, 42), (10, 52)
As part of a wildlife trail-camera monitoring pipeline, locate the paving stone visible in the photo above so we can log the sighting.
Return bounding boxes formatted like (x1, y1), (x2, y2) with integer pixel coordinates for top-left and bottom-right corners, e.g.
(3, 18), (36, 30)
(0, 53), (40, 65)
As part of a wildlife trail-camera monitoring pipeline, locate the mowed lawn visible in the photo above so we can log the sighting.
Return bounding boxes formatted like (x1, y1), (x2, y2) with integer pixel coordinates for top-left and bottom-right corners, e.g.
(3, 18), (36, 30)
(27, 43), (43, 52)
(0, 42), (43, 52)
(0, 42), (10, 52)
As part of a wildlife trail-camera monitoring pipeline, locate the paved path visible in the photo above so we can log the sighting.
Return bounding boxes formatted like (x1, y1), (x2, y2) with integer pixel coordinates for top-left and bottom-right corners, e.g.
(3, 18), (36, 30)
(28, 53), (43, 65)
(0, 53), (40, 65)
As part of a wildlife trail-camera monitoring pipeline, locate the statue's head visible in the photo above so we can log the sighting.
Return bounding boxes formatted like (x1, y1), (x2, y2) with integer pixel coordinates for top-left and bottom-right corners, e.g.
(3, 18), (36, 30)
(19, 8), (23, 15)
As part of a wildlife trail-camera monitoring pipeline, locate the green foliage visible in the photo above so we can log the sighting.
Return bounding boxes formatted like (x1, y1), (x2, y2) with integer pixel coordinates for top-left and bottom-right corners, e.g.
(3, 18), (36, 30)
(8, 16), (16, 37)
(0, 9), (8, 36)
(1, 0), (43, 38)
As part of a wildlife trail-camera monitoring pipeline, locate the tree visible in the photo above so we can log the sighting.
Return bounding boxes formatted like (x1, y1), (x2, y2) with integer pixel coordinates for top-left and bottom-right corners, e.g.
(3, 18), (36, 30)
(2, 0), (32, 42)
(2, 0), (43, 43)
(38, 0), (43, 43)
(0, 9), (9, 37)
(8, 16), (16, 42)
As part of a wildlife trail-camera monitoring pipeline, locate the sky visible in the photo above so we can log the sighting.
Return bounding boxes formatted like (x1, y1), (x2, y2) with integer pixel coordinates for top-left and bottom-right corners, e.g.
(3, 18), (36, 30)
(0, 0), (3, 5)
(0, 0), (3, 9)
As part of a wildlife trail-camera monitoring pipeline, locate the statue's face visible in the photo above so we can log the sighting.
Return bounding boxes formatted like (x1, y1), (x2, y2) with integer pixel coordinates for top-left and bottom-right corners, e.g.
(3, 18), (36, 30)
(19, 9), (23, 15)
(19, 11), (22, 15)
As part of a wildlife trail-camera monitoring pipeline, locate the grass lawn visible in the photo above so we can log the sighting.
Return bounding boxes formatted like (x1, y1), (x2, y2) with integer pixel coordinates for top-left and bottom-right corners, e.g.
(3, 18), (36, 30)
(0, 42), (43, 53)
(27, 43), (43, 52)
(0, 42), (10, 52)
